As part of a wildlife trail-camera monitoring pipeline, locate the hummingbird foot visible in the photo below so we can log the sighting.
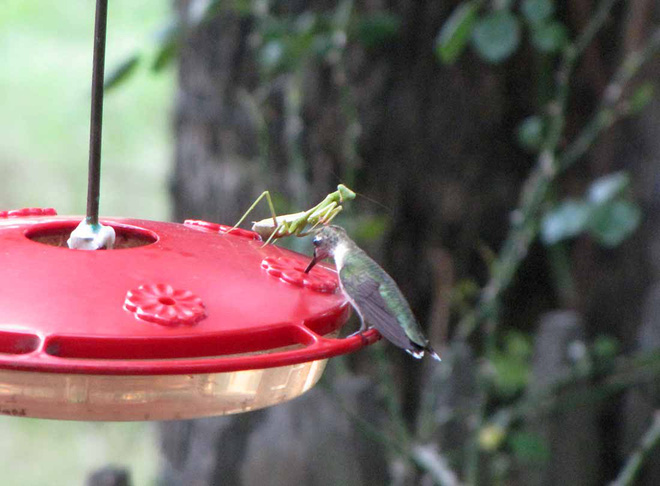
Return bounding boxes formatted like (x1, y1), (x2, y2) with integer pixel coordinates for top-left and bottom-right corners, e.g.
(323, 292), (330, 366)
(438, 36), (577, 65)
(346, 329), (369, 345)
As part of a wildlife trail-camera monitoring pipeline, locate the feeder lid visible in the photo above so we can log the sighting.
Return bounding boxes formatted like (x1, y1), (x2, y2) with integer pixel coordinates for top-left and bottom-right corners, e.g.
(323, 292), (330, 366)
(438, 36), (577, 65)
(0, 209), (378, 376)
(0, 209), (380, 420)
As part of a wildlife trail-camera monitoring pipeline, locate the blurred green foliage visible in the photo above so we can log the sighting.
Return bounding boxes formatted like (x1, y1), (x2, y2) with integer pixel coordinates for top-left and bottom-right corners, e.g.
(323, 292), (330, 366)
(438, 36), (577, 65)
(0, 1), (171, 484)
(0, 0), (173, 220)
(521, 0), (555, 24)
(436, 0), (569, 63)
(471, 10), (521, 63)
(508, 430), (551, 464)
(541, 172), (642, 247)
(0, 418), (158, 486)
(355, 12), (401, 49)
(435, 2), (479, 64)
(108, 0), (402, 89)
(516, 115), (545, 151)
(491, 331), (533, 399)
(629, 82), (656, 113)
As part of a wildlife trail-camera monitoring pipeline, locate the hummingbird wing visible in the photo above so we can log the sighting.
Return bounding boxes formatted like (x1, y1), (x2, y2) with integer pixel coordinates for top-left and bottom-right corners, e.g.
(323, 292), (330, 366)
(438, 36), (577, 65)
(340, 268), (422, 352)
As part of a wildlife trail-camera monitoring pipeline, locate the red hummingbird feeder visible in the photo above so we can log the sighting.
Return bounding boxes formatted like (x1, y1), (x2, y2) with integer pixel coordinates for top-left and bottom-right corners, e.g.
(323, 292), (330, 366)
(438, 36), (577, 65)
(0, 1), (377, 421)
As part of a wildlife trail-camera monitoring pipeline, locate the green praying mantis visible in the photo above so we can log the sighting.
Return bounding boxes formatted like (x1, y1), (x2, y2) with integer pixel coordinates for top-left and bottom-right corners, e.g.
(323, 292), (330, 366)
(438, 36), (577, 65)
(229, 184), (356, 245)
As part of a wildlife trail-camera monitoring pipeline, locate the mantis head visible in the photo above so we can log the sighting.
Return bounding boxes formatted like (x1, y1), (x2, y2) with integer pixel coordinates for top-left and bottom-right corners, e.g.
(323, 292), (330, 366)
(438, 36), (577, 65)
(337, 184), (356, 202)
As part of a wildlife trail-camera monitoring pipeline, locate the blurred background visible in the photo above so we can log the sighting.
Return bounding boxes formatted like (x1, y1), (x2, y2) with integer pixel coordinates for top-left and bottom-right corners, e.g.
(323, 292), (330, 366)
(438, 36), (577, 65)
(3, 0), (660, 485)
(0, 0), (172, 219)
(0, 1), (169, 484)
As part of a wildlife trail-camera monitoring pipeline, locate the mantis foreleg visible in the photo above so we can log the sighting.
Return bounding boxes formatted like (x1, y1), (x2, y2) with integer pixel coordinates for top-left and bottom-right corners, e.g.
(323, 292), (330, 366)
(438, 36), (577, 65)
(309, 205), (343, 232)
(310, 201), (337, 222)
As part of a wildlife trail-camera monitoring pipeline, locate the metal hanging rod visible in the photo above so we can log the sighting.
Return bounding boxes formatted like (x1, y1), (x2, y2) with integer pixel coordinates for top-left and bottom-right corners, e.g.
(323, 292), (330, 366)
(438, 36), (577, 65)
(86, 0), (108, 227)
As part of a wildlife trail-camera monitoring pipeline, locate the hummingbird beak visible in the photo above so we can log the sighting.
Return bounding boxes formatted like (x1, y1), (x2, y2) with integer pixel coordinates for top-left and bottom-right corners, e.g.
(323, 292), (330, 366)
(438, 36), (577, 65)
(304, 252), (319, 274)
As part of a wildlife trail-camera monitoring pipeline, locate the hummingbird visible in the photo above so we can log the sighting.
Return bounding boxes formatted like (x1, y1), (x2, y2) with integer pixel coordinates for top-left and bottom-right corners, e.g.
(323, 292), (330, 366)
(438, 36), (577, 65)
(305, 225), (440, 361)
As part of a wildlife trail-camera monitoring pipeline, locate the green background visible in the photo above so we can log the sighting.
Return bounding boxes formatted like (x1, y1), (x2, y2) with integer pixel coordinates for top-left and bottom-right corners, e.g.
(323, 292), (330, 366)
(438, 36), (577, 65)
(0, 1), (172, 484)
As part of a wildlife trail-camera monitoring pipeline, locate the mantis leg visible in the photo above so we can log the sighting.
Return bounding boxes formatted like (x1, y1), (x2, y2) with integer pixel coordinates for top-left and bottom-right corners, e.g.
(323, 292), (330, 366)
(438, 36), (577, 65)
(289, 197), (338, 235)
(230, 191), (279, 234)
(320, 204), (342, 224)
(309, 201), (337, 222)
(308, 205), (342, 233)
(296, 206), (342, 237)
(262, 222), (287, 246)
(291, 205), (339, 237)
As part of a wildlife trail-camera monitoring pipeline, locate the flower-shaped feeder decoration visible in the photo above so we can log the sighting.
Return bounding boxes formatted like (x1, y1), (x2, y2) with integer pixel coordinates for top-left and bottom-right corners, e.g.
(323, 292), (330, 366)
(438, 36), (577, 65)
(124, 283), (207, 327)
(0, 212), (379, 421)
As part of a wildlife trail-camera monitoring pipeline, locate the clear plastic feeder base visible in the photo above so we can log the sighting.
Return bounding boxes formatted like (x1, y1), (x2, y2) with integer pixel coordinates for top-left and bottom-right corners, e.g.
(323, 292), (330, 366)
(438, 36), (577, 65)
(0, 360), (327, 421)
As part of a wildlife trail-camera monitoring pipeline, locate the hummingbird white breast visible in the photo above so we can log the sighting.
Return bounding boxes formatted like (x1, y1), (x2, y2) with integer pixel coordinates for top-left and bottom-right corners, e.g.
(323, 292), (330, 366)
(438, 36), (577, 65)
(332, 241), (351, 268)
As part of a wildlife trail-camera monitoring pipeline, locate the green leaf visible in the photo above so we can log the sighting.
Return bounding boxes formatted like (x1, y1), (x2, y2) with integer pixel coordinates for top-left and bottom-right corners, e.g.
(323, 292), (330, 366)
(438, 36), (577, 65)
(629, 82), (656, 113)
(541, 200), (591, 245)
(479, 425), (506, 451)
(471, 10), (521, 63)
(593, 335), (620, 360)
(504, 331), (532, 359)
(154, 19), (178, 44)
(294, 12), (317, 35)
(587, 171), (630, 204)
(435, 2), (479, 64)
(260, 17), (289, 43)
(333, 0), (353, 30)
(104, 55), (140, 91)
(311, 34), (335, 58)
(152, 41), (177, 72)
(189, 0), (222, 26)
(588, 200), (642, 247)
(509, 431), (550, 464)
(152, 21), (179, 72)
(531, 21), (568, 53)
(259, 40), (287, 73)
(232, 0), (253, 16)
(491, 331), (532, 398)
(356, 12), (401, 49)
(521, 0), (555, 25)
(516, 115), (544, 151)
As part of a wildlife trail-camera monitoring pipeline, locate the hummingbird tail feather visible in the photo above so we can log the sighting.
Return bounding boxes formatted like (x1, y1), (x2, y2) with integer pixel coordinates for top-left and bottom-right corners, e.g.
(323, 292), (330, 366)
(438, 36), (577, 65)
(405, 342), (441, 361)
(405, 347), (425, 359)
(426, 346), (441, 362)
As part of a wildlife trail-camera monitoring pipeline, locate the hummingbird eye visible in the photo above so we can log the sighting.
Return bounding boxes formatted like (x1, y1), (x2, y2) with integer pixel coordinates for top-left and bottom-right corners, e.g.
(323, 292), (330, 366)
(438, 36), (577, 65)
(312, 236), (322, 247)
